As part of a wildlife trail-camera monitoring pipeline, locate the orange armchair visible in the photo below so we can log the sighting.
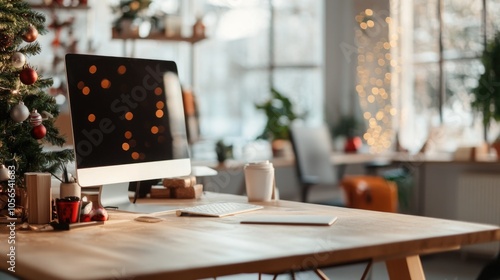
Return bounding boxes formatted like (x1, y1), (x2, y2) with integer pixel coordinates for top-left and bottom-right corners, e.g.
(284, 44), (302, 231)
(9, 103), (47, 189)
(341, 175), (398, 213)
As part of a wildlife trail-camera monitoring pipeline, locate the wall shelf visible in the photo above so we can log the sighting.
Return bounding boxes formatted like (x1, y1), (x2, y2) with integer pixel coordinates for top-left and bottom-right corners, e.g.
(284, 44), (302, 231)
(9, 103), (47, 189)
(111, 28), (206, 44)
(30, 4), (90, 10)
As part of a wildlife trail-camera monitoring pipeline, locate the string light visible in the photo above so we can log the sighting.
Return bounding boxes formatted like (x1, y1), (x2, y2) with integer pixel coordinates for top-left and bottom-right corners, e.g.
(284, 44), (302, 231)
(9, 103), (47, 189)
(355, 9), (398, 153)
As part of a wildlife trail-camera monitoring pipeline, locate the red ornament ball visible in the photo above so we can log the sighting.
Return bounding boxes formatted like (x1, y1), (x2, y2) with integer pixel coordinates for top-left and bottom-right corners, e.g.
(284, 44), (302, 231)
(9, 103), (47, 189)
(22, 25), (38, 43)
(31, 124), (46, 139)
(20, 67), (38, 85)
(80, 214), (92, 222)
(91, 208), (109, 221)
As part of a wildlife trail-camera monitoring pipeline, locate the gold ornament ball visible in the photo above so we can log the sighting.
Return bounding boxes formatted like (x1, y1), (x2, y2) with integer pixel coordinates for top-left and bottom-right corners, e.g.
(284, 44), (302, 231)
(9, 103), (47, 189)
(22, 26), (39, 43)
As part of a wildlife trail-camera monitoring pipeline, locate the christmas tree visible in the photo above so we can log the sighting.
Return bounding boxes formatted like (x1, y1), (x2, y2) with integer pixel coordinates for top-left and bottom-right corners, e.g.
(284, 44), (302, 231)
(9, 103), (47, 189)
(0, 1), (73, 196)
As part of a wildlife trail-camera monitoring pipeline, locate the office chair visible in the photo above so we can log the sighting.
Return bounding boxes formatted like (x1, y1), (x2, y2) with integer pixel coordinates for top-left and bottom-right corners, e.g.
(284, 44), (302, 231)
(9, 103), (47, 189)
(289, 121), (398, 213)
(288, 121), (397, 279)
(288, 121), (345, 204)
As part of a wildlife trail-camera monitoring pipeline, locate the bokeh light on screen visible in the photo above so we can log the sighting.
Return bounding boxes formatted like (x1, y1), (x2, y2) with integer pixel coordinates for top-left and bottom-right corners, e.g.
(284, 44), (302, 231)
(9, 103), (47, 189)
(77, 81), (85, 90)
(125, 112), (133, 120)
(124, 131), (132, 139)
(89, 65), (97, 74)
(101, 79), (111, 89)
(122, 143), (130, 151)
(151, 126), (159, 134)
(82, 86), (90, 95)
(117, 65), (127, 75)
(131, 152), (139, 160)
(154, 87), (162, 96)
(156, 101), (164, 109)
(88, 114), (96, 122)
(156, 110), (164, 118)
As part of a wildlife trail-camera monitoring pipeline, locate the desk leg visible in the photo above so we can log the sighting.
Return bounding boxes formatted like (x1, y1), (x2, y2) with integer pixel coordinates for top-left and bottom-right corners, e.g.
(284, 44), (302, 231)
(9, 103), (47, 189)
(385, 255), (425, 280)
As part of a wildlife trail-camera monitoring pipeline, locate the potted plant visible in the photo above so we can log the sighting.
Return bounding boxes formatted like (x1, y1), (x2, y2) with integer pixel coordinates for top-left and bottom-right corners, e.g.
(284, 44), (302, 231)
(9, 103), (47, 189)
(255, 88), (302, 157)
(54, 164), (80, 199)
(332, 115), (364, 153)
(471, 31), (500, 147)
(215, 140), (233, 164)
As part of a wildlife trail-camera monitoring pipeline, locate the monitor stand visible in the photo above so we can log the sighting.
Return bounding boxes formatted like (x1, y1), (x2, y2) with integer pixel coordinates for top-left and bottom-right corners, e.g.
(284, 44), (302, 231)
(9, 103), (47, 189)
(98, 182), (179, 214)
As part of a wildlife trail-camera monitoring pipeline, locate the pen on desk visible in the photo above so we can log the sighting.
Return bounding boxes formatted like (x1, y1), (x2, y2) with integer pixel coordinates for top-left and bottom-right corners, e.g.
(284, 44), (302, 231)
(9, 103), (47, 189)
(28, 221), (105, 231)
(53, 221), (105, 230)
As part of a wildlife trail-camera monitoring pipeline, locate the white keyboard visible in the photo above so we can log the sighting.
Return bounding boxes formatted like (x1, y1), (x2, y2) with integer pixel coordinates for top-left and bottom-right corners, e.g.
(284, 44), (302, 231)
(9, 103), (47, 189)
(176, 202), (263, 217)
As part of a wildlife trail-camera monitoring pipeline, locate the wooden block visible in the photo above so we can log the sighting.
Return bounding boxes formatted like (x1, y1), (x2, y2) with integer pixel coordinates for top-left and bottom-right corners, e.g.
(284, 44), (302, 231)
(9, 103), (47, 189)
(150, 185), (172, 198)
(163, 176), (196, 188)
(25, 173), (52, 224)
(172, 184), (203, 199)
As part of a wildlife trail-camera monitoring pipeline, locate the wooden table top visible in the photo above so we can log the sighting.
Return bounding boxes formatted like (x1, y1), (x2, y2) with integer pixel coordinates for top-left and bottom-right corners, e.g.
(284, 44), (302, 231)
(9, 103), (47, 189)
(2, 192), (499, 280)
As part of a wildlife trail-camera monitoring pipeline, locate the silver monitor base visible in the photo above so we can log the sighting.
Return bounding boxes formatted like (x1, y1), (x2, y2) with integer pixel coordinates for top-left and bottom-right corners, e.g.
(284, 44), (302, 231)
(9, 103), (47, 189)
(98, 182), (178, 214)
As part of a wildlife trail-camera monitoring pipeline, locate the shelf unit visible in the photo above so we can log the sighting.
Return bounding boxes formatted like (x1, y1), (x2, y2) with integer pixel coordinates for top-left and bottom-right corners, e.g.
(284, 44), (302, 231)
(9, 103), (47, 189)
(111, 27), (205, 44)
(111, 27), (205, 83)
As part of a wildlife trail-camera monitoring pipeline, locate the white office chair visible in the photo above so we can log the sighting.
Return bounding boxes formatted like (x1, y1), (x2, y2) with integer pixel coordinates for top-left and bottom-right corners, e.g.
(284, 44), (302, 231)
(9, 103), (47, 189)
(288, 121), (346, 205)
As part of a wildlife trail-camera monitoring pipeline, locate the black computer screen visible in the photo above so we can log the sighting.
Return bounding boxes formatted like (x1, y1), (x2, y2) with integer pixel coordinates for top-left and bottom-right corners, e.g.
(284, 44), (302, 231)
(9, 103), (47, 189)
(65, 54), (189, 169)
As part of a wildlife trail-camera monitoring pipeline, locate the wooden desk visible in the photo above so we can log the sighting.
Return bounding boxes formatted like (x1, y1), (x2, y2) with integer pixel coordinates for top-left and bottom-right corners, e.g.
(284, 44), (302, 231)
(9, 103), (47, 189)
(2, 192), (499, 280)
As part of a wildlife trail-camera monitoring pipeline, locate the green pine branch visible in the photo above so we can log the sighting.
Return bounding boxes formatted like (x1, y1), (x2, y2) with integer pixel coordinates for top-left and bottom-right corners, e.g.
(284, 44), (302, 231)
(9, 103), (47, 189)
(0, 0), (73, 191)
(23, 90), (58, 116)
(43, 121), (67, 147)
(41, 149), (74, 175)
(17, 41), (42, 56)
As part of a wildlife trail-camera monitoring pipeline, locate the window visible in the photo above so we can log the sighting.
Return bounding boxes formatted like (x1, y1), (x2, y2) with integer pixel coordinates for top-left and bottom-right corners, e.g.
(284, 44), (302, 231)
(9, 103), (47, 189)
(194, 0), (324, 159)
(397, 0), (499, 153)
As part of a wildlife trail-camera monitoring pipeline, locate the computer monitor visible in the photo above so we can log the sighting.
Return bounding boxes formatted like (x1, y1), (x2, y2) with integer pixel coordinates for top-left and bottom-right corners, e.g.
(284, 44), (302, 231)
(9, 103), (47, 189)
(65, 54), (191, 213)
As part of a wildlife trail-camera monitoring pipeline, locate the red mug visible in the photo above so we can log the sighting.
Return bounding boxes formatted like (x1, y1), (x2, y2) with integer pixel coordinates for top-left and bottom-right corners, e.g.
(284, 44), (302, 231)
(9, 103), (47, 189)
(56, 199), (80, 224)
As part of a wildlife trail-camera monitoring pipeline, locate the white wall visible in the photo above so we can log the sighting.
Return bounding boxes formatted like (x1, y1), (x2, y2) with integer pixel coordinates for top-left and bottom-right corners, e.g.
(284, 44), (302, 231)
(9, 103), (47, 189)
(324, 0), (357, 125)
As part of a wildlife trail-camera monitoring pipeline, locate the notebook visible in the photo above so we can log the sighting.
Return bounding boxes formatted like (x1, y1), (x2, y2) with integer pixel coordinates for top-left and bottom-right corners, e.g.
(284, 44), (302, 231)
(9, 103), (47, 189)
(240, 215), (337, 226)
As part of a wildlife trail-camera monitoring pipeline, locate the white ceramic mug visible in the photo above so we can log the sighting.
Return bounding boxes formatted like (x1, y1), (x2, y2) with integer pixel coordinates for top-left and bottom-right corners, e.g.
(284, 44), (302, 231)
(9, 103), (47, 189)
(244, 161), (275, 202)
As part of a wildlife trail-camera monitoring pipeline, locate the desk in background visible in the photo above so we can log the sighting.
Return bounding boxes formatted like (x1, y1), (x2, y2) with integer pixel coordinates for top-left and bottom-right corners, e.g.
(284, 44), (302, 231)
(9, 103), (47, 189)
(1, 192), (499, 280)
(196, 152), (500, 217)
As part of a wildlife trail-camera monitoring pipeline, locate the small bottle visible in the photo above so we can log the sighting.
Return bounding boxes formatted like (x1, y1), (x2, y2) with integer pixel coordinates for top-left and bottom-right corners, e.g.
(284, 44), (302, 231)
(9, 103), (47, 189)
(192, 17), (205, 38)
